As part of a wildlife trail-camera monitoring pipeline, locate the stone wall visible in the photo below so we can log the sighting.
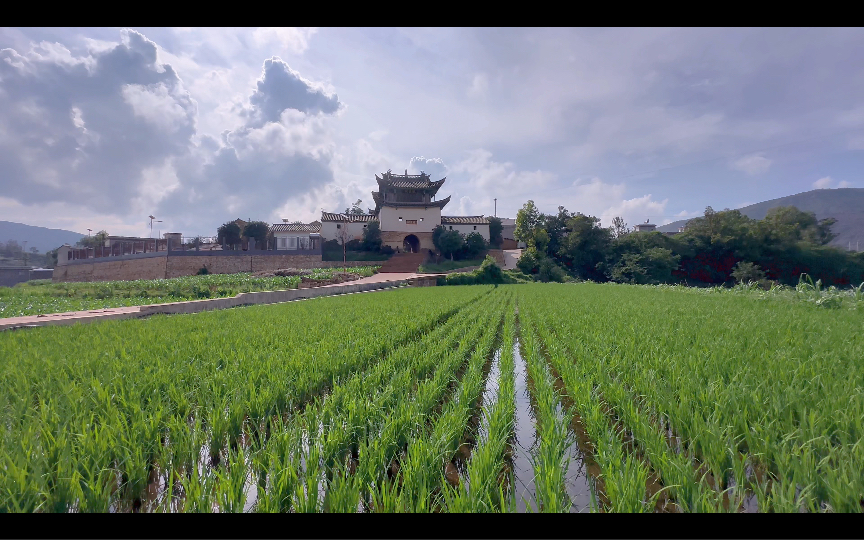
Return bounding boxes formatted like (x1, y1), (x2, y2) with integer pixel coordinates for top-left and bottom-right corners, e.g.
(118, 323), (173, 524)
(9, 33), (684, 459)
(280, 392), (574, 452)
(53, 255), (168, 283)
(168, 254), (372, 277)
(485, 249), (505, 266)
(52, 253), (375, 283)
(381, 230), (434, 251)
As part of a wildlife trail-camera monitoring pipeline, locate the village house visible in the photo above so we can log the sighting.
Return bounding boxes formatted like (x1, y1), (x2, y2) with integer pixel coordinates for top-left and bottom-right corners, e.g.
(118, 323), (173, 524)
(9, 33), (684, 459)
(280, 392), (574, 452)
(314, 170), (494, 253)
(271, 221), (322, 251)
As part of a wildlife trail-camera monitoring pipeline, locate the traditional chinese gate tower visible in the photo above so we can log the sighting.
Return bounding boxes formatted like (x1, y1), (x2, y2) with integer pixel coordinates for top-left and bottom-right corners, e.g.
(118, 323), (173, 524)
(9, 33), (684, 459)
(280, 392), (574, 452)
(372, 169), (451, 253)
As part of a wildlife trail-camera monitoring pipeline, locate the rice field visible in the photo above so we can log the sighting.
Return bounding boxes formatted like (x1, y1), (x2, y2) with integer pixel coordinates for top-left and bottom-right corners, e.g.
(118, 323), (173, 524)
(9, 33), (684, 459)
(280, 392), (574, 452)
(0, 282), (861, 513)
(0, 267), (379, 319)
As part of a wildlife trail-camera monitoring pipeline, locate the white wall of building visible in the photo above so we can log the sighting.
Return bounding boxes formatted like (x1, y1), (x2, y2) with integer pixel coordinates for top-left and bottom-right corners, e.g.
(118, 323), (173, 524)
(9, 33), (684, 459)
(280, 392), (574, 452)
(442, 223), (490, 242)
(379, 206), (441, 234)
(273, 232), (318, 250)
(320, 221), (368, 242)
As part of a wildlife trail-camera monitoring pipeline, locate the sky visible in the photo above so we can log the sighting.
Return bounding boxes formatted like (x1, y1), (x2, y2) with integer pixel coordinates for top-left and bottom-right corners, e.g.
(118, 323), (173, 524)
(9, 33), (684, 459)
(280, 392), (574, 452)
(0, 27), (862, 239)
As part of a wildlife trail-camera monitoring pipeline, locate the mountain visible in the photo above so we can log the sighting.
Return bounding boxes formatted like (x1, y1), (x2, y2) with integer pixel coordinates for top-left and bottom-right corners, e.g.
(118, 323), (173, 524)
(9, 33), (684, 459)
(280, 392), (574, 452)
(0, 221), (86, 253)
(657, 188), (864, 250)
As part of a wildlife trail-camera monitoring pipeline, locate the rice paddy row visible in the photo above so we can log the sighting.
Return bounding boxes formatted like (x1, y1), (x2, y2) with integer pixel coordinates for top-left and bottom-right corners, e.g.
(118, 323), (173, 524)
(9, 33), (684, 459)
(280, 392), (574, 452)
(0, 282), (861, 512)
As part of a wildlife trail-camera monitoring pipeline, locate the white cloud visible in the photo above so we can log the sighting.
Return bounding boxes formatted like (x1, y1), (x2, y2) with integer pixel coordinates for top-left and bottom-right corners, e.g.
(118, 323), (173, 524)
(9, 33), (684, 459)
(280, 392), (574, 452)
(467, 73), (488, 99)
(408, 156), (447, 179)
(812, 176), (854, 189)
(731, 154), (772, 175)
(122, 83), (195, 133)
(252, 27), (317, 56)
(452, 149), (556, 194)
(813, 176), (834, 189)
(600, 194), (669, 229)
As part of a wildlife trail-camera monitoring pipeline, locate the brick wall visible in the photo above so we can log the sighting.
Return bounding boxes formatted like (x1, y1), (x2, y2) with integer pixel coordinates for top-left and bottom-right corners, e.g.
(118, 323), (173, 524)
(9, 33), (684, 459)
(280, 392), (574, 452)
(53, 256), (168, 283)
(51, 253), (376, 283)
(166, 256), (252, 278)
(167, 255), (373, 278)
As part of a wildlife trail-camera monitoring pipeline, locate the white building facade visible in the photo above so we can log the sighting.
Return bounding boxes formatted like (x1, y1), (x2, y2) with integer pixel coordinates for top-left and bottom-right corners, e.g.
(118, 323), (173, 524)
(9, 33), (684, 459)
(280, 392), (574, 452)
(319, 213), (376, 242)
(281, 169), (495, 254)
(272, 222), (322, 251)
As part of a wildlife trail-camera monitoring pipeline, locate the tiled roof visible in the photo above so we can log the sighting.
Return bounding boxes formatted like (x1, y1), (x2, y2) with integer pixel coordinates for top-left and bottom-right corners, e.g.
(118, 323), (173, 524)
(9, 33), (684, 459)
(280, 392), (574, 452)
(375, 172), (446, 191)
(441, 216), (490, 225)
(272, 222), (322, 233)
(320, 213), (378, 223)
(372, 192), (451, 209)
(379, 178), (446, 190)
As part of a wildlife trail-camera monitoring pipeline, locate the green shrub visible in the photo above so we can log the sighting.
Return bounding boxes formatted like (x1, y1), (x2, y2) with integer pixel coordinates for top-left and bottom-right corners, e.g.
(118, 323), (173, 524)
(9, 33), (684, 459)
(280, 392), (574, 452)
(192, 284), (212, 299)
(476, 255), (504, 284)
(94, 285), (114, 299)
(537, 257), (567, 283)
(197, 266), (209, 275)
(517, 248), (541, 275)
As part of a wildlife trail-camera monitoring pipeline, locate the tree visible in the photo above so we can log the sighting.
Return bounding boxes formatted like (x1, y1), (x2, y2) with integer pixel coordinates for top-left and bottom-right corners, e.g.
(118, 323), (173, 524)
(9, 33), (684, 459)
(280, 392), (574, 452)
(43, 248), (58, 268)
(731, 261), (766, 284)
(217, 222), (242, 248)
(557, 214), (612, 281)
(242, 221), (270, 248)
(438, 230), (464, 261)
(516, 247), (541, 275)
(541, 206), (572, 257)
(532, 228), (550, 253)
(514, 200), (541, 245)
(760, 206), (837, 246)
(611, 216), (629, 239)
(432, 225), (445, 250)
(362, 220), (383, 251)
(76, 231), (108, 249)
(335, 219), (354, 270)
(476, 255), (504, 284)
(344, 199), (365, 215)
(609, 248), (680, 285)
(488, 217), (504, 248)
(464, 232), (486, 259)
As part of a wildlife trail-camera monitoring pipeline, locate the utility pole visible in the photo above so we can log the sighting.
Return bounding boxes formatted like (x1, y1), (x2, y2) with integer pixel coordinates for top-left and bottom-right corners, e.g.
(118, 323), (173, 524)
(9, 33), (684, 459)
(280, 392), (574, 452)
(494, 198), (497, 218)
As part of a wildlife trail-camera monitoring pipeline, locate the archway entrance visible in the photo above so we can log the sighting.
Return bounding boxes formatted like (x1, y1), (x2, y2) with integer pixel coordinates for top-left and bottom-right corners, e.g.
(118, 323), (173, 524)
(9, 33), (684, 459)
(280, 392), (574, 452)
(403, 234), (420, 253)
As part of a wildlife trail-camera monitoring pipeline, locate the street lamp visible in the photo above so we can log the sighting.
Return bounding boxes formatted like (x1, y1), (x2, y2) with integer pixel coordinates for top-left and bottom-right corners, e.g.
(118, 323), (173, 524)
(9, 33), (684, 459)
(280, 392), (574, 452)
(87, 228), (92, 237)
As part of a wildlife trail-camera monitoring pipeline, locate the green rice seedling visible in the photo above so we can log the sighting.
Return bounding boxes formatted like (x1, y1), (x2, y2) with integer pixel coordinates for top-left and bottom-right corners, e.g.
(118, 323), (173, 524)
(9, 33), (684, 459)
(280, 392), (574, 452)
(180, 463), (215, 513)
(214, 446), (249, 513)
(521, 325), (572, 513)
(446, 301), (517, 513)
(514, 281), (862, 513)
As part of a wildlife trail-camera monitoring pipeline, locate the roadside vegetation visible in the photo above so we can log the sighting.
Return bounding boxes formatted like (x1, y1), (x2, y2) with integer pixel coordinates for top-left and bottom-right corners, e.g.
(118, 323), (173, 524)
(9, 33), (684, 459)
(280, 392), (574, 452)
(511, 201), (863, 287)
(0, 267), (379, 318)
(418, 257), (486, 273)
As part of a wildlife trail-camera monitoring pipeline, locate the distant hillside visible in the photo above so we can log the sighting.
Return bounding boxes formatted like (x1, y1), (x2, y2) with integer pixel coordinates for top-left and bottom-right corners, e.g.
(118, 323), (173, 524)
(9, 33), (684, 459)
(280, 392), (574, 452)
(0, 221), (85, 253)
(658, 188), (864, 250)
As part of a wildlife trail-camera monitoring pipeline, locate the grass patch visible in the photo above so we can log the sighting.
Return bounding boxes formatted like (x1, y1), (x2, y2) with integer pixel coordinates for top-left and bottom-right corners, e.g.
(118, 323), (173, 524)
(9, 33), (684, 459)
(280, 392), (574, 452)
(0, 267), (380, 318)
(419, 258), (486, 273)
